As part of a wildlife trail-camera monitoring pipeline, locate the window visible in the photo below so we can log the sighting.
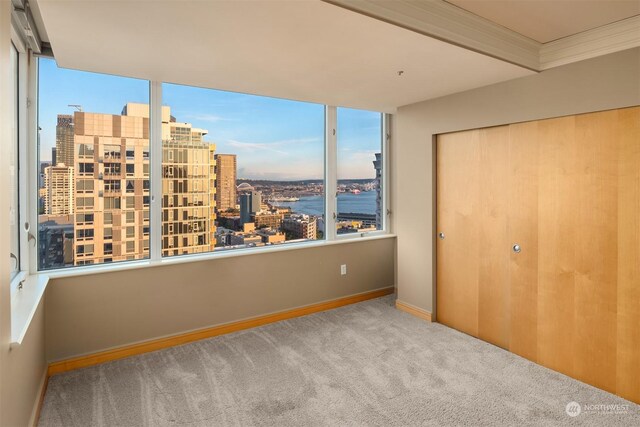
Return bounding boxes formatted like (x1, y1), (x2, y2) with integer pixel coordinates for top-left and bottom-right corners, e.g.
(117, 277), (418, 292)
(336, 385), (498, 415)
(104, 180), (121, 192)
(161, 83), (325, 258)
(38, 58), (150, 270)
(78, 163), (95, 174)
(31, 57), (387, 274)
(76, 143), (94, 159)
(336, 108), (383, 235)
(9, 43), (20, 279)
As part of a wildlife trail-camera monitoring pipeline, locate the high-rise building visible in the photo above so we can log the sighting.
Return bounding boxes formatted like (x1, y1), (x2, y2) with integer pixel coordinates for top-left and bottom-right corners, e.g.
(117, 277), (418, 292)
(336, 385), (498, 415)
(283, 214), (317, 240)
(240, 190), (261, 224)
(72, 110), (150, 265)
(44, 165), (74, 215)
(214, 154), (237, 212)
(373, 152), (382, 230)
(52, 147), (57, 166)
(162, 121), (217, 257)
(55, 114), (74, 166)
(38, 215), (74, 269)
(119, 103), (219, 258)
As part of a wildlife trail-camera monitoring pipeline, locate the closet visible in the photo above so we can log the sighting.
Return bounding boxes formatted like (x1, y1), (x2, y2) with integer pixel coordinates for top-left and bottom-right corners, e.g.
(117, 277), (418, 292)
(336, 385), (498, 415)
(436, 106), (640, 404)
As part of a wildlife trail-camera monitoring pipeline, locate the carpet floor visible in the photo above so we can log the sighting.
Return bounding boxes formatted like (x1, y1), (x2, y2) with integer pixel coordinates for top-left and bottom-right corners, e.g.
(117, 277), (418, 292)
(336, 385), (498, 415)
(39, 295), (639, 426)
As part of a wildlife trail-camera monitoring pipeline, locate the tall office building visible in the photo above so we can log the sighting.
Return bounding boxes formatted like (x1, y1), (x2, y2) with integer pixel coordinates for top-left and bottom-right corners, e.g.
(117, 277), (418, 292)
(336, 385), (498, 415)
(55, 114), (74, 166)
(51, 147), (57, 166)
(373, 152), (382, 230)
(44, 165), (74, 215)
(239, 190), (261, 224)
(214, 154), (237, 212)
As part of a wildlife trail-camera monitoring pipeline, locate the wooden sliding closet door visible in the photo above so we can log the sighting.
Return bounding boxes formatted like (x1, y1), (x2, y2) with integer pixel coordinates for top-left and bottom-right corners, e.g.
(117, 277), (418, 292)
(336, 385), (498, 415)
(477, 127), (510, 349)
(536, 115), (578, 378)
(436, 106), (640, 404)
(436, 130), (480, 337)
(507, 121), (539, 362)
(616, 106), (640, 403)
(436, 126), (510, 349)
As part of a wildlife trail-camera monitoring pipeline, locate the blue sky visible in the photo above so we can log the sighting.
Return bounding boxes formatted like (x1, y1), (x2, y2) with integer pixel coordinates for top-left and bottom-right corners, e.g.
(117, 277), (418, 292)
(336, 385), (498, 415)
(39, 58), (382, 180)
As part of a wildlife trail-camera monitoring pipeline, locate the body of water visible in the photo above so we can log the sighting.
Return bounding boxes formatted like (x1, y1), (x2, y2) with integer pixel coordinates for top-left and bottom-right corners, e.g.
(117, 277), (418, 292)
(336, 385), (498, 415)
(271, 190), (377, 217)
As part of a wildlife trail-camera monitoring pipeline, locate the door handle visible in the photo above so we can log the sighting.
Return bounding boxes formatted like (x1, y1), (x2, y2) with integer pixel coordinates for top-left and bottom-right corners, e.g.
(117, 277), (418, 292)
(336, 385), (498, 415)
(438, 232), (445, 240)
(512, 244), (521, 253)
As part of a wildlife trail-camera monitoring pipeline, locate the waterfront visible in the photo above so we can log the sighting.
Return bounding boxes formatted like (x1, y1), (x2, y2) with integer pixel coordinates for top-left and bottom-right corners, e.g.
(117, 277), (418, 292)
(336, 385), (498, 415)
(271, 190), (377, 216)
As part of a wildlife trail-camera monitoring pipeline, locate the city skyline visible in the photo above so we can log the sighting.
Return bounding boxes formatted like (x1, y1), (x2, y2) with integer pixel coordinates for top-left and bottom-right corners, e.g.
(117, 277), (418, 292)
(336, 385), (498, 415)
(39, 58), (382, 180)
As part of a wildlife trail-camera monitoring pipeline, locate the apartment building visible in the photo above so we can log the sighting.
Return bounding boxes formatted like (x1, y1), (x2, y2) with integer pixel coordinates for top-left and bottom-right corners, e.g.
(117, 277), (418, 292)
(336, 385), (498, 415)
(43, 165), (74, 215)
(282, 214), (317, 240)
(162, 114), (217, 257)
(72, 110), (150, 265)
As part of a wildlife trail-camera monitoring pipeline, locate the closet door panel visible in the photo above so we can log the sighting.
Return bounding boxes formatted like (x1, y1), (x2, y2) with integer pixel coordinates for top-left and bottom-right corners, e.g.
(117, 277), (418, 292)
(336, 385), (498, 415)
(507, 121), (539, 361)
(478, 126), (510, 349)
(616, 106), (640, 403)
(436, 130), (480, 337)
(536, 115), (577, 378)
(573, 110), (619, 393)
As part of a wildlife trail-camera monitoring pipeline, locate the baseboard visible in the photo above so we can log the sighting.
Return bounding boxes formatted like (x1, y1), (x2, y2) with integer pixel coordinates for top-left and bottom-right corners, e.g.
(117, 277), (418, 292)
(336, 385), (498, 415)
(395, 299), (433, 322)
(48, 286), (395, 376)
(29, 369), (49, 427)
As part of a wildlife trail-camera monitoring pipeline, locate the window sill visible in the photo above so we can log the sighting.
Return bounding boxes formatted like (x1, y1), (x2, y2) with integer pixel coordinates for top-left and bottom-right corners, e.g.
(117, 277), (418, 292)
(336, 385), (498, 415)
(10, 273), (49, 346)
(42, 233), (396, 280)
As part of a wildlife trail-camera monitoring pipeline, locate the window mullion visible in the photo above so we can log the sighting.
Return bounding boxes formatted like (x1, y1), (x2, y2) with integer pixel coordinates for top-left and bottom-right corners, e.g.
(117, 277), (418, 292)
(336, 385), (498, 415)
(382, 113), (390, 233)
(17, 48), (28, 272)
(325, 106), (337, 241)
(27, 52), (39, 274)
(150, 81), (163, 262)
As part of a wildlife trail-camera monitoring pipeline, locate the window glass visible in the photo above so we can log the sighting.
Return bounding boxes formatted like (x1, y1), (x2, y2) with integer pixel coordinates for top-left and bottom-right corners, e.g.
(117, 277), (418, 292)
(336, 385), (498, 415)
(336, 108), (383, 234)
(161, 83), (325, 257)
(38, 58), (150, 270)
(9, 43), (20, 278)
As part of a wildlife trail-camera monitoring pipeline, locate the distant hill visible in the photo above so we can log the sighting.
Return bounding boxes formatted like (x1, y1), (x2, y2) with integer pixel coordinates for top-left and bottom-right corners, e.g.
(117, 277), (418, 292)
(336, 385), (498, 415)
(237, 178), (374, 186)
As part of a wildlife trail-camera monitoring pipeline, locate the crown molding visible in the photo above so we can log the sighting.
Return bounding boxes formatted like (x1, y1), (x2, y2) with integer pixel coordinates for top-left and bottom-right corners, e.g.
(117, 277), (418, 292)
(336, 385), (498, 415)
(323, 0), (541, 71)
(540, 15), (640, 70)
(324, 0), (640, 73)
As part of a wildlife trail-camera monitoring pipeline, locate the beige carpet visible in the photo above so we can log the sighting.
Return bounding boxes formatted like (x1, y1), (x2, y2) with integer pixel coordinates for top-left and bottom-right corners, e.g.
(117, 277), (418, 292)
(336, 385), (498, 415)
(39, 295), (639, 426)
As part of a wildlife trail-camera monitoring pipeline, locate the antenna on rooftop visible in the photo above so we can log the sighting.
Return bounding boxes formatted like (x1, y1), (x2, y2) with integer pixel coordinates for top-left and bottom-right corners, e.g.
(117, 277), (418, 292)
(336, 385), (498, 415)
(68, 104), (83, 112)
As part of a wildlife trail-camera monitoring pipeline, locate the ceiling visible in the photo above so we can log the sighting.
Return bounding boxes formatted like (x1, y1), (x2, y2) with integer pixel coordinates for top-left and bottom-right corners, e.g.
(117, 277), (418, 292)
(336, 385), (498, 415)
(33, 0), (533, 113)
(446, 0), (640, 43)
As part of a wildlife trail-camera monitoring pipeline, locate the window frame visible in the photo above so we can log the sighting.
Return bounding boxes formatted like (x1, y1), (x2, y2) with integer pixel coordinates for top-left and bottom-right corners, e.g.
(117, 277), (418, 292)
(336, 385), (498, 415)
(9, 24), (34, 292)
(27, 72), (390, 278)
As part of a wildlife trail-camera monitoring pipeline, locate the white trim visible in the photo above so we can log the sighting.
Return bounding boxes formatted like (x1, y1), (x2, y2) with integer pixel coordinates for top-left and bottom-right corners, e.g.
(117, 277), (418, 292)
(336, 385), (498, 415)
(150, 81), (162, 263)
(17, 46), (30, 272)
(324, 0), (640, 73)
(324, 0), (540, 71)
(540, 15), (640, 70)
(383, 113), (390, 233)
(28, 52), (39, 274)
(325, 106), (337, 240)
(10, 273), (49, 345)
(43, 233), (397, 279)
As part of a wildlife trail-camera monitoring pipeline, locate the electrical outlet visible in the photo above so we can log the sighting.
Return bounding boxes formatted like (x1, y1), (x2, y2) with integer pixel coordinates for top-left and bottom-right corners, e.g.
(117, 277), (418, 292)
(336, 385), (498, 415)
(341, 264), (347, 276)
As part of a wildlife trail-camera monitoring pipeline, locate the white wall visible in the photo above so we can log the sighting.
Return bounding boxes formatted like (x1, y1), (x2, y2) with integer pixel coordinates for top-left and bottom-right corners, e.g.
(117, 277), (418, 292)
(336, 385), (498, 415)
(393, 48), (640, 314)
